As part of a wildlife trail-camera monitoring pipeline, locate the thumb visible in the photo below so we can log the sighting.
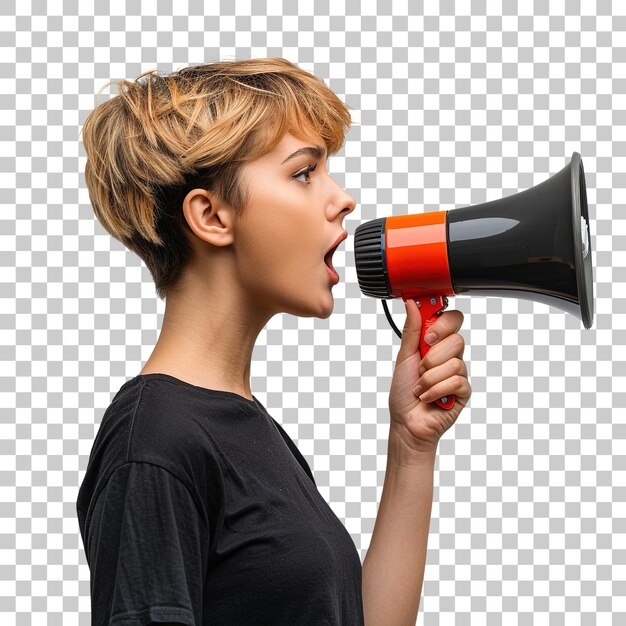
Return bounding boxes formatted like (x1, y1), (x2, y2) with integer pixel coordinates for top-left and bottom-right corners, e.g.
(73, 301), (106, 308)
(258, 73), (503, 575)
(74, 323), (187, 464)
(396, 298), (423, 364)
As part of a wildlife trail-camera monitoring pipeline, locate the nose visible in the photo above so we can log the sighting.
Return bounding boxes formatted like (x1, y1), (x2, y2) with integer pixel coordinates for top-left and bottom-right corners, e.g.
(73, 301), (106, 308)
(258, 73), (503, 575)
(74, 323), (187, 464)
(334, 182), (357, 217)
(344, 189), (357, 214)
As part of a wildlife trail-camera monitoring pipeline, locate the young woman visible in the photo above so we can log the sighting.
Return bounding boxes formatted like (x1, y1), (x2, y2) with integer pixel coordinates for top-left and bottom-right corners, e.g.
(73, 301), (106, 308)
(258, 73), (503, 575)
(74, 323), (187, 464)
(76, 58), (471, 625)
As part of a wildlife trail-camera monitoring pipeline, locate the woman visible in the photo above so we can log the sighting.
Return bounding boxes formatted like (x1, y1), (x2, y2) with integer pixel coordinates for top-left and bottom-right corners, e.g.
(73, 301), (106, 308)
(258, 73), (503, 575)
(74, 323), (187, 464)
(76, 58), (471, 625)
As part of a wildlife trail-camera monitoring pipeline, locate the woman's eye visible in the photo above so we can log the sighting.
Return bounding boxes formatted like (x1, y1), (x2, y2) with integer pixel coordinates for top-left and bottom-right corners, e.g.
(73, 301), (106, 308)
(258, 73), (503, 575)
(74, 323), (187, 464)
(293, 163), (317, 185)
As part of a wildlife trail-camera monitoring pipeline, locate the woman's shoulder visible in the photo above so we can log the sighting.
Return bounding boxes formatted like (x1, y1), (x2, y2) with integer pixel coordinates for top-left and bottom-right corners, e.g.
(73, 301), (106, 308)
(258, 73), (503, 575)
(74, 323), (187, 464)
(99, 373), (256, 469)
(77, 374), (233, 537)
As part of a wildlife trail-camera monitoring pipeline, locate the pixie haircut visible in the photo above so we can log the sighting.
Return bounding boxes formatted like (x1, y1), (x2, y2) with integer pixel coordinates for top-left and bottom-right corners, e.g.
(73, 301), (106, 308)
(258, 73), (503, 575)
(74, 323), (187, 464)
(81, 58), (353, 300)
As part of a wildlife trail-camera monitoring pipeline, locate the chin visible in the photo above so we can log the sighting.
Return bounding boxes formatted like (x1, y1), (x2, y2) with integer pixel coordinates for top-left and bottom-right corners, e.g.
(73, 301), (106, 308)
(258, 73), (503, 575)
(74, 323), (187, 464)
(283, 291), (335, 320)
(319, 291), (335, 318)
(319, 305), (333, 320)
(276, 273), (336, 319)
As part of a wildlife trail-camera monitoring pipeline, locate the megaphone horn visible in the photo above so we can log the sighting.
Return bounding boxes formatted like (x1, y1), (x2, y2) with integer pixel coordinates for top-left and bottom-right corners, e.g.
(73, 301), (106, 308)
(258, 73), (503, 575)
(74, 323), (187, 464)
(354, 152), (595, 410)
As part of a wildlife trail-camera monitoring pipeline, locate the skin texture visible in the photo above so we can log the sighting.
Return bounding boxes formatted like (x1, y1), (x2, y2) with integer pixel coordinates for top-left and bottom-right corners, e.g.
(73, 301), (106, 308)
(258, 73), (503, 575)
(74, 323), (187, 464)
(139, 129), (357, 400)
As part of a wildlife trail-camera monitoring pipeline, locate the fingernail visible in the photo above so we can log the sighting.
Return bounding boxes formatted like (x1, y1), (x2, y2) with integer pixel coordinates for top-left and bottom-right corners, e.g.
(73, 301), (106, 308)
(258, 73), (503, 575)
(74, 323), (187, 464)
(424, 332), (437, 345)
(413, 384), (423, 396)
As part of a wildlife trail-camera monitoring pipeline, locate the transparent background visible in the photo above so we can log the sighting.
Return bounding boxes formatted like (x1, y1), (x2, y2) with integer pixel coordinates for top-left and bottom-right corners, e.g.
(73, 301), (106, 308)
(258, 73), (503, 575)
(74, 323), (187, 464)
(0, 1), (623, 624)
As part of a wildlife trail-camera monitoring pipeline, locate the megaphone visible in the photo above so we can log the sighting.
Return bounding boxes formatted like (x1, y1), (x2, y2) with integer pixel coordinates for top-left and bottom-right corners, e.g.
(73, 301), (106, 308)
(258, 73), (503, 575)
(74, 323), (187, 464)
(354, 152), (594, 410)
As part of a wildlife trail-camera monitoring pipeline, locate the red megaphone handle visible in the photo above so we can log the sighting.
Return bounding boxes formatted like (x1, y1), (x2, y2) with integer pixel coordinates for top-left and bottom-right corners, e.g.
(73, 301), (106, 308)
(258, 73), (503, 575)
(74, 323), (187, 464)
(414, 296), (456, 410)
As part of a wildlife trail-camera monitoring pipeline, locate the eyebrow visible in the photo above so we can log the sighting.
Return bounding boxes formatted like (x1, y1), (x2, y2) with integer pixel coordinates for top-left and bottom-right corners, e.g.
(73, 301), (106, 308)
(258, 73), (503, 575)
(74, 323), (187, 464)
(281, 145), (327, 165)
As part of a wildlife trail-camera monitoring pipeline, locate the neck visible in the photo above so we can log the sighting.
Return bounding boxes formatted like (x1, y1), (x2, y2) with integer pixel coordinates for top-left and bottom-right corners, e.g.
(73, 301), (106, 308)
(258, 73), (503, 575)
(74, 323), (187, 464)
(139, 279), (274, 401)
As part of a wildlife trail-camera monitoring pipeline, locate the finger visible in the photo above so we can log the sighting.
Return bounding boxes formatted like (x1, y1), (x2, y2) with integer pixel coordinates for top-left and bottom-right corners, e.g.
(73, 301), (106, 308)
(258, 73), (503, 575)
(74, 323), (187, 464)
(396, 298), (423, 365)
(416, 374), (472, 404)
(422, 309), (464, 347)
(413, 357), (467, 396)
(417, 333), (465, 378)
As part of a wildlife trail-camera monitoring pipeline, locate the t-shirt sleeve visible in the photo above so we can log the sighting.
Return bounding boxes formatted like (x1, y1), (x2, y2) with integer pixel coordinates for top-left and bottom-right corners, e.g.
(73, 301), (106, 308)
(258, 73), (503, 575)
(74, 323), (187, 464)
(84, 461), (209, 626)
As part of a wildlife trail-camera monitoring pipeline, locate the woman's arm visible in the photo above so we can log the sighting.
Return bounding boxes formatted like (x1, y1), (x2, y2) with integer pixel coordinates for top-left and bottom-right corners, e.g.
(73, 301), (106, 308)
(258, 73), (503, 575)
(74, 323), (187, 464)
(362, 299), (471, 624)
(361, 424), (436, 626)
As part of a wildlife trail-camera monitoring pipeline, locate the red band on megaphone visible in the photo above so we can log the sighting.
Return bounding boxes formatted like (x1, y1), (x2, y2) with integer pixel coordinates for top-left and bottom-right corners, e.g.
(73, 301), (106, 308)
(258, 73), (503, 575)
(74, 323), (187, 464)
(385, 211), (454, 300)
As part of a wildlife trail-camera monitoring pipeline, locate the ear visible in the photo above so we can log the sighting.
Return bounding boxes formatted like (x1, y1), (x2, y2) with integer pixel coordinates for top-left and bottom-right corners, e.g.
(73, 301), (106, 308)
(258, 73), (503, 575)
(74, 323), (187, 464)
(182, 188), (235, 248)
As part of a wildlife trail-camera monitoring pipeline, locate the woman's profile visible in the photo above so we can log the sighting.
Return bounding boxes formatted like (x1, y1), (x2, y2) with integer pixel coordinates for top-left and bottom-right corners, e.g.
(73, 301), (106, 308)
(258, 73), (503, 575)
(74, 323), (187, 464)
(76, 58), (471, 625)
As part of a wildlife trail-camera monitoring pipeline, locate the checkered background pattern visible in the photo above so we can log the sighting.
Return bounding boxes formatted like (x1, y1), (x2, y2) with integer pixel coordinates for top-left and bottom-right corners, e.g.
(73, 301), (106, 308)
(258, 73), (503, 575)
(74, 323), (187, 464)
(0, 0), (623, 624)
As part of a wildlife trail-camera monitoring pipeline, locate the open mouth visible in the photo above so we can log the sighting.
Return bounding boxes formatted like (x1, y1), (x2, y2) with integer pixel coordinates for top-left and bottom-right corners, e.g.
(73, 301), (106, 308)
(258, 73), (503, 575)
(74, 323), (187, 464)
(324, 245), (339, 274)
(323, 232), (347, 281)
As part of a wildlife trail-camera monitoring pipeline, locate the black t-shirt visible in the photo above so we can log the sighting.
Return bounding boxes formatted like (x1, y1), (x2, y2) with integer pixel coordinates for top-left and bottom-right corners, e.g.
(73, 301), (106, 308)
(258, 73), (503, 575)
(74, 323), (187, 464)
(76, 373), (364, 625)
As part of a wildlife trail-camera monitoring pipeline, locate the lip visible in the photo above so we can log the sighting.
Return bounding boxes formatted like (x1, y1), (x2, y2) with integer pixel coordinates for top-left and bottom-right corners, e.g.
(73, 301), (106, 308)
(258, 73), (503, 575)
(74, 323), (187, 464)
(325, 263), (340, 284)
(324, 231), (347, 285)
(327, 231), (348, 254)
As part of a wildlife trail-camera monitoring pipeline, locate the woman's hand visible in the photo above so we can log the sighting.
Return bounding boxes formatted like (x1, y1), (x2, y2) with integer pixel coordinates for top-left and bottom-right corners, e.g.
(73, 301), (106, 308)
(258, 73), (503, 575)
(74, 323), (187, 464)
(388, 298), (472, 456)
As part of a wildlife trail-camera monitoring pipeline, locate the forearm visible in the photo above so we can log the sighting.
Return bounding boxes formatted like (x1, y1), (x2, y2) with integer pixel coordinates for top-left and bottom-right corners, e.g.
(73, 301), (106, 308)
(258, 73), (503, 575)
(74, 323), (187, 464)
(361, 424), (437, 626)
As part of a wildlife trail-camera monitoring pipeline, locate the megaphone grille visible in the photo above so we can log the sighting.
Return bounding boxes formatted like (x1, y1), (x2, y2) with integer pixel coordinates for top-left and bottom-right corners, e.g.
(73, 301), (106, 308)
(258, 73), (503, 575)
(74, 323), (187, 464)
(354, 217), (392, 298)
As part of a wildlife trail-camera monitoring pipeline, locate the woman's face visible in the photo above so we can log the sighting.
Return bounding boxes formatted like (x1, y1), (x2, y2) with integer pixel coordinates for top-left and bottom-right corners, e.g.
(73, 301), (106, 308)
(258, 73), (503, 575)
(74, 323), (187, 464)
(232, 130), (357, 319)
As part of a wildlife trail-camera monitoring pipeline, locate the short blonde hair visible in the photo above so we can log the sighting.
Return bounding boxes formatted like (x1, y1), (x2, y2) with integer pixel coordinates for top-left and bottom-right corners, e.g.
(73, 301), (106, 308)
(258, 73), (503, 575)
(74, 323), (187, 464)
(81, 58), (353, 300)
